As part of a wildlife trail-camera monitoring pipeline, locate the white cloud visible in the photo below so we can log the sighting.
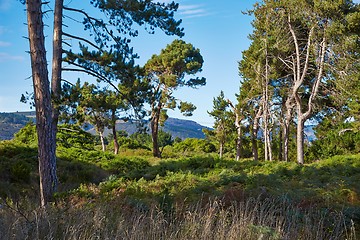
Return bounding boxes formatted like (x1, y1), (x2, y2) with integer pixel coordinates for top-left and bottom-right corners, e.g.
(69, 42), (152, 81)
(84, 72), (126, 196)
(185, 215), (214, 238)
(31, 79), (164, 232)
(155, 0), (173, 4)
(0, 52), (25, 62)
(0, 41), (11, 47)
(178, 4), (209, 18)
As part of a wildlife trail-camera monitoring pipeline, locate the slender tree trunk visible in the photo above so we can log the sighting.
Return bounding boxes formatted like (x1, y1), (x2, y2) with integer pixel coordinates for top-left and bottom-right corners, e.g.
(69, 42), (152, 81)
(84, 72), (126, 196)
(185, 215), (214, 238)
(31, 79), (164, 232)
(263, 43), (273, 161)
(219, 141), (224, 159)
(99, 131), (106, 152)
(265, 119), (273, 161)
(26, 0), (57, 207)
(278, 120), (283, 161)
(283, 98), (294, 162)
(252, 106), (262, 161)
(296, 116), (305, 165)
(151, 102), (161, 158)
(112, 124), (119, 154)
(151, 115), (160, 157)
(51, 0), (63, 138)
(111, 110), (119, 154)
(235, 127), (242, 161)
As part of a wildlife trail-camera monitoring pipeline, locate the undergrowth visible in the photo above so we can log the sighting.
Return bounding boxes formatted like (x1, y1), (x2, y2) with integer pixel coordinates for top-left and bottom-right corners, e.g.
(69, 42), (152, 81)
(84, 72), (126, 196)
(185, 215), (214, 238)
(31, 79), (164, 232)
(0, 138), (359, 239)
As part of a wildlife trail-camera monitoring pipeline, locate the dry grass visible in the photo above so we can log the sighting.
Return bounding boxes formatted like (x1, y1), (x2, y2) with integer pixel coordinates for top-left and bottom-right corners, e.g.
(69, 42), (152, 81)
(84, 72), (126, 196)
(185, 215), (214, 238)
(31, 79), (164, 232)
(0, 196), (356, 240)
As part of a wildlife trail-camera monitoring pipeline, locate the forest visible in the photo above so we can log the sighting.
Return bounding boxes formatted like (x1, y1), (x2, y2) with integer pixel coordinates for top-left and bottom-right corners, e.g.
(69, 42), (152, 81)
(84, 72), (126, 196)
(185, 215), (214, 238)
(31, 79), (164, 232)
(0, 0), (359, 239)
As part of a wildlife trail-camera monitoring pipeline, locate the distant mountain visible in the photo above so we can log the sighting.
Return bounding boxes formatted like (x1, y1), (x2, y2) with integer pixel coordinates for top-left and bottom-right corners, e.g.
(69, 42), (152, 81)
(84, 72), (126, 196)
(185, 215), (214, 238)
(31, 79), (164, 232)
(0, 112), (36, 140)
(0, 111), (210, 140)
(87, 117), (211, 140)
(0, 111), (316, 142)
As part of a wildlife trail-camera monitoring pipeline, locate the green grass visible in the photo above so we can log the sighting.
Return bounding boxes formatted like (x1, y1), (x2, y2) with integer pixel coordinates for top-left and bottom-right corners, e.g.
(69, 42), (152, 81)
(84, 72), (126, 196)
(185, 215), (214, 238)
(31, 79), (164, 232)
(0, 139), (359, 239)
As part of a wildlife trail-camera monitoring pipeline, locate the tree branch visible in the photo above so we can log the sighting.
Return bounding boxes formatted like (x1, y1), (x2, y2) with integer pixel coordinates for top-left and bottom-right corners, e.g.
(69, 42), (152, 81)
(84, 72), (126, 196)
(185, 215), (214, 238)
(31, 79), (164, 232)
(63, 32), (102, 51)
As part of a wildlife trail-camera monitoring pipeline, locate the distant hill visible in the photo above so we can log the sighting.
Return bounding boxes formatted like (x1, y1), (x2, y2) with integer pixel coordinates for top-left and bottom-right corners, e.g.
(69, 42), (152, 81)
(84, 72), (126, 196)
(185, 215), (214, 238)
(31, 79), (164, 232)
(0, 111), (210, 140)
(0, 112), (36, 140)
(87, 117), (211, 140)
(0, 111), (316, 142)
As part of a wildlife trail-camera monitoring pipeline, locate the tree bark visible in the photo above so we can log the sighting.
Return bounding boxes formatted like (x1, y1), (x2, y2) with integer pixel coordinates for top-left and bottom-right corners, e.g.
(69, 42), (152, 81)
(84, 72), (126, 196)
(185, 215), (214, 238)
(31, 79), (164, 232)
(151, 114), (160, 158)
(252, 106), (262, 161)
(99, 131), (106, 152)
(111, 109), (119, 154)
(296, 115), (305, 164)
(51, 0), (63, 146)
(112, 124), (119, 154)
(26, 0), (57, 207)
(263, 42), (273, 161)
(151, 101), (162, 158)
(219, 140), (224, 159)
(283, 97), (294, 162)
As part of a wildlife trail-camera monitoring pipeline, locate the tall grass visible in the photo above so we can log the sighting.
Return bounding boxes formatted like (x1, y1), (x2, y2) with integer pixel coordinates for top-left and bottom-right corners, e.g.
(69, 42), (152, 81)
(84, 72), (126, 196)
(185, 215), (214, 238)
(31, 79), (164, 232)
(0, 196), (356, 240)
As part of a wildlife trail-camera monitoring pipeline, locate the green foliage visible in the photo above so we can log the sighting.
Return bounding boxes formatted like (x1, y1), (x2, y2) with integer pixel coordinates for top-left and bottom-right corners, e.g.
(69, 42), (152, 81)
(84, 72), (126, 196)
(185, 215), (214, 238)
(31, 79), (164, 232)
(306, 122), (360, 161)
(173, 138), (216, 154)
(13, 122), (37, 146)
(57, 124), (96, 150)
(99, 157), (150, 179)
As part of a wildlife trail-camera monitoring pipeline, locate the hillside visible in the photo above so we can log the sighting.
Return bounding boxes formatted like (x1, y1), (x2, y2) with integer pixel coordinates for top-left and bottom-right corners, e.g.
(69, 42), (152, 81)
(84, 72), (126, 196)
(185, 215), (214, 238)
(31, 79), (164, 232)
(0, 112), (36, 140)
(0, 111), (210, 140)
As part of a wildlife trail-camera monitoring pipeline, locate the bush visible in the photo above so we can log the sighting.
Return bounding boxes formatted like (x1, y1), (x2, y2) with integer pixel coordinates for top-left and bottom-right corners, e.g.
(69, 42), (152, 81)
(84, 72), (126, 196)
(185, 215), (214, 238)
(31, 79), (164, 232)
(13, 122), (37, 146)
(173, 138), (216, 154)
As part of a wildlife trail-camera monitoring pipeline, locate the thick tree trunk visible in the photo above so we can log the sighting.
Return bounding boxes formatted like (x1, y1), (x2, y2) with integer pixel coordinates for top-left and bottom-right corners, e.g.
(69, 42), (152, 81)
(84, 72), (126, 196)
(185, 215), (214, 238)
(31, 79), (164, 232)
(26, 0), (57, 207)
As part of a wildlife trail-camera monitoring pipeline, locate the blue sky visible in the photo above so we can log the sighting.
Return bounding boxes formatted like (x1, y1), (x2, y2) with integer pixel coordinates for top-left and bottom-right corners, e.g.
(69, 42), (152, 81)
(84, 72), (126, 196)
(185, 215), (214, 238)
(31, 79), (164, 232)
(0, 0), (256, 127)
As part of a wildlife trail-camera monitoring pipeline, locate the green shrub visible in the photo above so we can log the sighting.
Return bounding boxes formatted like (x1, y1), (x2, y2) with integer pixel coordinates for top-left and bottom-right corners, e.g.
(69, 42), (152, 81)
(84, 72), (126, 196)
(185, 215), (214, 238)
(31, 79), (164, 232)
(13, 122), (37, 146)
(173, 138), (216, 154)
(10, 161), (31, 183)
(57, 124), (96, 150)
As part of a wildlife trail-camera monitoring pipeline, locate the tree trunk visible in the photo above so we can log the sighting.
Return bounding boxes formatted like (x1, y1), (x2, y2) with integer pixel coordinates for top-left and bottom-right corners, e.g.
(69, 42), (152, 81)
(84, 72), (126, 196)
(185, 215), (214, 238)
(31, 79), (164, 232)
(51, 0), (63, 151)
(111, 110), (119, 154)
(252, 106), (262, 161)
(219, 142), (224, 159)
(278, 121), (283, 161)
(112, 124), (119, 154)
(235, 127), (242, 161)
(151, 115), (160, 157)
(26, 0), (57, 207)
(296, 117), (305, 165)
(263, 44), (273, 161)
(283, 98), (294, 162)
(99, 131), (106, 152)
(151, 102), (161, 158)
